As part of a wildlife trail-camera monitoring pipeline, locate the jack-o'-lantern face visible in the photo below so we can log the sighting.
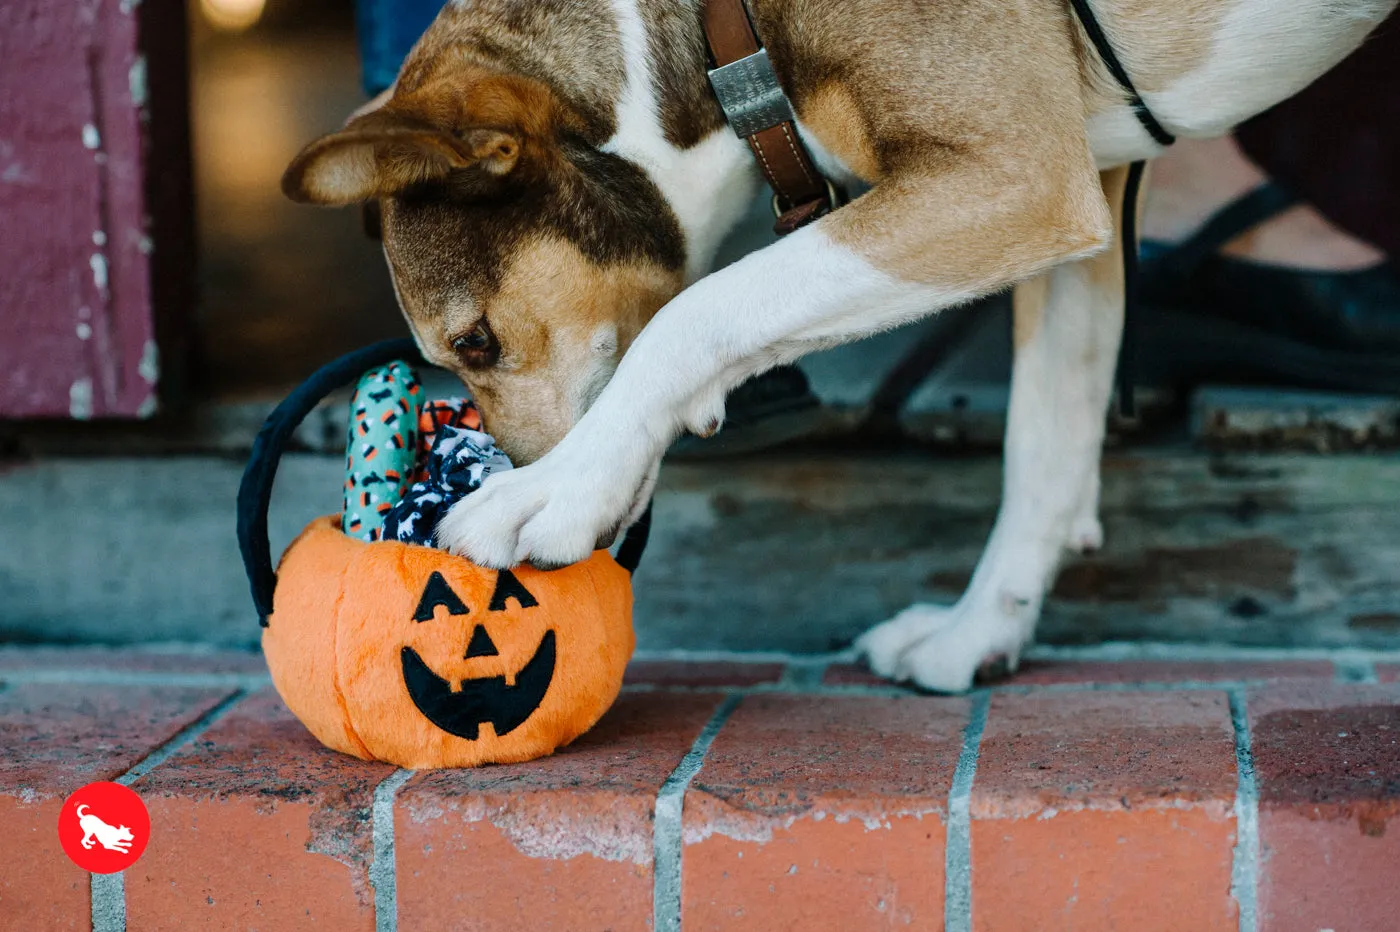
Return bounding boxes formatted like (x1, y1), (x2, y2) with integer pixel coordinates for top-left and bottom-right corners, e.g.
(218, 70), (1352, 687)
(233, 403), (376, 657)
(400, 569), (554, 740)
(262, 516), (634, 769)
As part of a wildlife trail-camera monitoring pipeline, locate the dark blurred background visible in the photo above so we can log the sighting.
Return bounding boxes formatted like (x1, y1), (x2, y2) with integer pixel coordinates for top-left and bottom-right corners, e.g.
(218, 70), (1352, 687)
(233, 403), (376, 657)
(190, 0), (403, 399)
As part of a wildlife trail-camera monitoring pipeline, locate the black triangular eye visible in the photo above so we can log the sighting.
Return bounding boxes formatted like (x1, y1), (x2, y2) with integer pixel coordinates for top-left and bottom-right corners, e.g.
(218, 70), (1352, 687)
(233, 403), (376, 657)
(464, 625), (499, 658)
(489, 569), (539, 611)
(413, 572), (470, 621)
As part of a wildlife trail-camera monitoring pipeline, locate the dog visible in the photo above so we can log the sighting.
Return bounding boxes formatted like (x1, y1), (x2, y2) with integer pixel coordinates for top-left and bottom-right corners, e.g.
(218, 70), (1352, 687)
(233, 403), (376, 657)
(283, 0), (1397, 692)
(76, 804), (135, 853)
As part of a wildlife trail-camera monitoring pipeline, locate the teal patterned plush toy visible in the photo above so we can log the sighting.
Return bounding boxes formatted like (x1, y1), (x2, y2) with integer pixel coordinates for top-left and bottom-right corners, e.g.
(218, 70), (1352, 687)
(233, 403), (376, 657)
(342, 361), (421, 540)
(340, 360), (513, 546)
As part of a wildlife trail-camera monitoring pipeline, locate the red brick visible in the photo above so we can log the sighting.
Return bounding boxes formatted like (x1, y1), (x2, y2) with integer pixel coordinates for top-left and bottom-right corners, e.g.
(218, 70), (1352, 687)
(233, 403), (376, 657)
(1009, 659), (1332, 686)
(0, 646), (267, 675)
(0, 683), (235, 932)
(683, 695), (966, 930)
(126, 689), (396, 931)
(396, 693), (724, 932)
(971, 691), (1238, 932)
(1249, 682), (1400, 932)
(625, 660), (785, 688)
(821, 663), (892, 687)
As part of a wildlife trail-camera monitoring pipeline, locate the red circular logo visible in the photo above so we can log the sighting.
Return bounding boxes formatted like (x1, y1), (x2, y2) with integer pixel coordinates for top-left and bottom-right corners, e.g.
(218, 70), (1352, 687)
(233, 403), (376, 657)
(57, 782), (150, 874)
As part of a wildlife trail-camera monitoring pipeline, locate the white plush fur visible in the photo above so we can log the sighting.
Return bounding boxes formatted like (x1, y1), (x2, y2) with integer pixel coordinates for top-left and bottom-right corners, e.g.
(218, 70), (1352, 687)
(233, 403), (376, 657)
(439, 0), (1398, 690)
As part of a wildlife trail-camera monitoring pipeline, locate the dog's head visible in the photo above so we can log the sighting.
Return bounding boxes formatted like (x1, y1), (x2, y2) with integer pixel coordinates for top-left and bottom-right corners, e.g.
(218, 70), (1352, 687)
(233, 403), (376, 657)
(283, 36), (686, 464)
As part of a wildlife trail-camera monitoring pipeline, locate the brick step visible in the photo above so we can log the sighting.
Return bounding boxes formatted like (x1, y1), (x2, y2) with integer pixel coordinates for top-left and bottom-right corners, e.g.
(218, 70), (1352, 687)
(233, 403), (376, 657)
(2, 647), (1397, 931)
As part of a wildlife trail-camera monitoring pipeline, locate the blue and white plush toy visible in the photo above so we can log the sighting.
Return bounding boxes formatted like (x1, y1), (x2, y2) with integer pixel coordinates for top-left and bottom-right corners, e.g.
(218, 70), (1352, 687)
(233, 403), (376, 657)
(382, 414), (513, 546)
(342, 361), (512, 547)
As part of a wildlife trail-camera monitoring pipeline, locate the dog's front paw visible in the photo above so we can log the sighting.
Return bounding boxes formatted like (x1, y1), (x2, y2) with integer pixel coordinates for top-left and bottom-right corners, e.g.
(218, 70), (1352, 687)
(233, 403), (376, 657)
(856, 599), (1033, 693)
(435, 445), (650, 569)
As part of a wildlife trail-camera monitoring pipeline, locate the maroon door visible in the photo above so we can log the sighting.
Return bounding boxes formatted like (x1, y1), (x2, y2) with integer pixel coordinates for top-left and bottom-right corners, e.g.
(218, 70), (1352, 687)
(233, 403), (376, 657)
(0, 0), (191, 419)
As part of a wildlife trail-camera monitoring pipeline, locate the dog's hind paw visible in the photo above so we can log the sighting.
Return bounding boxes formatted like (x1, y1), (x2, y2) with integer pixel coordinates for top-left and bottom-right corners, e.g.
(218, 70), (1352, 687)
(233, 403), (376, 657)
(856, 603), (957, 680)
(1069, 512), (1104, 554)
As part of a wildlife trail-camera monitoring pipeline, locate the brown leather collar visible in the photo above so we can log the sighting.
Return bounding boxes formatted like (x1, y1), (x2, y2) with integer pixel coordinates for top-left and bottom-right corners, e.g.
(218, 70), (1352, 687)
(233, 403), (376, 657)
(702, 0), (841, 235)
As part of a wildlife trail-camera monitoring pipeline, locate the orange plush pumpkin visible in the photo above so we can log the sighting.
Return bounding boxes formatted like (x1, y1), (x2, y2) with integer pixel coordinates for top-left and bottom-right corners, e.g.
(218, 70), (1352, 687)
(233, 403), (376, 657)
(238, 340), (647, 769)
(263, 516), (634, 768)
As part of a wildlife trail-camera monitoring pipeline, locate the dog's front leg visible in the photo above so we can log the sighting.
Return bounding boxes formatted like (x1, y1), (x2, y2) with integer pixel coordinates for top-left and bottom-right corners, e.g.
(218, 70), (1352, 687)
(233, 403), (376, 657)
(859, 166), (1133, 692)
(437, 151), (1113, 570)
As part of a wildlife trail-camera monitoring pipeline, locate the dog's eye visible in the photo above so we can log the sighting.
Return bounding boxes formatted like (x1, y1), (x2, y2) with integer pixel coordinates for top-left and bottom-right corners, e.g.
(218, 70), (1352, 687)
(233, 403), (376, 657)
(451, 322), (499, 368)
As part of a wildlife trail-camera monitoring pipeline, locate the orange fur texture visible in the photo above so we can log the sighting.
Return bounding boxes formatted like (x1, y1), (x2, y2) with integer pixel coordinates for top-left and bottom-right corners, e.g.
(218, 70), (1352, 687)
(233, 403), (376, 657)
(263, 515), (635, 769)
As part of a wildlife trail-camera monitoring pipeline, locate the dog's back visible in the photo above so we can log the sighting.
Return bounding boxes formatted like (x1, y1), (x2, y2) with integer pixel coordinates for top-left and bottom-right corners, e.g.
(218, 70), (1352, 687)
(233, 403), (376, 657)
(1087, 0), (1397, 164)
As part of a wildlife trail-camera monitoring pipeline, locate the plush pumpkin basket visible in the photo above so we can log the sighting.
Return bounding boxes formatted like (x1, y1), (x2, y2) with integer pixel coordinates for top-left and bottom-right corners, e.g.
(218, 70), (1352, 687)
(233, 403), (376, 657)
(237, 339), (649, 769)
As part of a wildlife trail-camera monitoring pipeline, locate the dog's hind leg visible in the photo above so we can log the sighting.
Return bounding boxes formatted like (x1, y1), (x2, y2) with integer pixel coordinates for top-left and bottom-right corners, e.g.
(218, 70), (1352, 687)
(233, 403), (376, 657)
(858, 165), (1133, 692)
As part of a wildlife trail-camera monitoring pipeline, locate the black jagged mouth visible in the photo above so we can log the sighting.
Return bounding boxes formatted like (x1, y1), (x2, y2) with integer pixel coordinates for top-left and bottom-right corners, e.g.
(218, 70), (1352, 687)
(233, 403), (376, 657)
(400, 630), (556, 740)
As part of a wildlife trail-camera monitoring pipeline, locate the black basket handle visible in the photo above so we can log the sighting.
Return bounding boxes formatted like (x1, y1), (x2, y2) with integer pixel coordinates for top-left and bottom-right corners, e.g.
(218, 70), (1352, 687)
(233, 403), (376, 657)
(237, 338), (651, 626)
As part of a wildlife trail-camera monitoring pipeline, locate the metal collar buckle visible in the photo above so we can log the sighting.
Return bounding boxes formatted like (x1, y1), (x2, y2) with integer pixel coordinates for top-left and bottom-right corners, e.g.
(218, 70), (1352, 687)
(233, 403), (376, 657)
(707, 48), (796, 138)
(771, 177), (846, 220)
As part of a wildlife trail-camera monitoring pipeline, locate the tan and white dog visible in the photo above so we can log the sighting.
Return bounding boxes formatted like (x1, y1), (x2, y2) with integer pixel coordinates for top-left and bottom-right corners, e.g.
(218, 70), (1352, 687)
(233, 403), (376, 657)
(284, 0), (1396, 692)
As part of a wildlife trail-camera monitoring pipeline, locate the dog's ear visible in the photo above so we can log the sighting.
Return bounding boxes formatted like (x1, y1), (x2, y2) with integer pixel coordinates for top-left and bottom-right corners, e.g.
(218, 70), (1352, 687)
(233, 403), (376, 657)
(281, 110), (524, 206)
(282, 70), (567, 207)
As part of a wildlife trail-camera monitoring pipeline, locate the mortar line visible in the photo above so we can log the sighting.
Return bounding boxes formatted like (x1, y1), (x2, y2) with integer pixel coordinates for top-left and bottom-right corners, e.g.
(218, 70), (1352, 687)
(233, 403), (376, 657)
(945, 691), (990, 932)
(1333, 658), (1378, 683)
(91, 873), (125, 932)
(626, 643), (1400, 664)
(4, 670), (272, 690)
(631, 648), (852, 665)
(371, 769), (417, 932)
(0, 644), (264, 659)
(118, 690), (247, 786)
(91, 688), (247, 932)
(623, 677), (1292, 700)
(777, 656), (831, 689)
(1228, 688), (1260, 932)
(652, 693), (743, 932)
(1025, 642), (1400, 663)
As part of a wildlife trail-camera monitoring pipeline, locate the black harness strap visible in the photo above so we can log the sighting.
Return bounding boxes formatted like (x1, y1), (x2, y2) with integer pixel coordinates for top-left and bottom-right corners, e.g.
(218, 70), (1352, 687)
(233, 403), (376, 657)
(1118, 160), (1148, 418)
(612, 503), (652, 575)
(238, 338), (425, 623)
(1066, 0), (1175, 417)
(1066, 0), (1176, 148)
